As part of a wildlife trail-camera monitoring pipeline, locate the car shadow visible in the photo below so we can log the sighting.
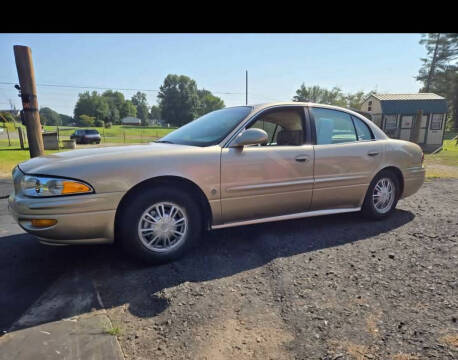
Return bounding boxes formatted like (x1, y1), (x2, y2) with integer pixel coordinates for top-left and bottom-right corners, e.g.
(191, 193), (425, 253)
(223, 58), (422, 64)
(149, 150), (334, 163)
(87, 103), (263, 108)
(0, 209), (414, 333)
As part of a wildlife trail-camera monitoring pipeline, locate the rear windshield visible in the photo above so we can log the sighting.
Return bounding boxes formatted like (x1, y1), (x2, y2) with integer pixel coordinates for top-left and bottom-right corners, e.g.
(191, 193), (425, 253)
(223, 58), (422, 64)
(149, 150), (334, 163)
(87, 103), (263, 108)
(85, 130), (99, 135)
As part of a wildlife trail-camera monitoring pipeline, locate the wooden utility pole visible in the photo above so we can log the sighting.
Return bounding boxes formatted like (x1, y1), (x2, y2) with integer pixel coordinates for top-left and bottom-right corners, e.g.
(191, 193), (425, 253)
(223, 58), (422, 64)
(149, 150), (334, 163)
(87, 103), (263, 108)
(13, 45), (44, 158)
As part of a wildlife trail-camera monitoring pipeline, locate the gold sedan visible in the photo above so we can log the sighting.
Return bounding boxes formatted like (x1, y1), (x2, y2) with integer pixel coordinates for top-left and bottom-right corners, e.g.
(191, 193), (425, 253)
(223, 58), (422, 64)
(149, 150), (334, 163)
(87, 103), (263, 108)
(8, 102), (425, 263)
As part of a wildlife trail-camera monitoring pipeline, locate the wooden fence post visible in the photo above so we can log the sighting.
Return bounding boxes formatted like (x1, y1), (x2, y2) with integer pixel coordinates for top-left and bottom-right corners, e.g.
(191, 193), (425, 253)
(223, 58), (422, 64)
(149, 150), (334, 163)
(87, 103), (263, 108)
(18, 127), (25, 149)
(5, 125), (11, 146)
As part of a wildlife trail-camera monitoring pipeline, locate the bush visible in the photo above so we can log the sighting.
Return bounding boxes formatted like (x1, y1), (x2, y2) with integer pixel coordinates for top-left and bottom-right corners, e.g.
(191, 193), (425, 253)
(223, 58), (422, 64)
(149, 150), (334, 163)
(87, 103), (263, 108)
(104, 121), (112, 128)
(78, 114), (95, 127)
(95, 119), (104, 127)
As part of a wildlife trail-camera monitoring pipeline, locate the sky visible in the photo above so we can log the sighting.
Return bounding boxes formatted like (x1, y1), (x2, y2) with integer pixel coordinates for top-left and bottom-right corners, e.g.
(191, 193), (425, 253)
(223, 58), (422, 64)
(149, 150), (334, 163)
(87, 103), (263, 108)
(0, 33), (426, 116)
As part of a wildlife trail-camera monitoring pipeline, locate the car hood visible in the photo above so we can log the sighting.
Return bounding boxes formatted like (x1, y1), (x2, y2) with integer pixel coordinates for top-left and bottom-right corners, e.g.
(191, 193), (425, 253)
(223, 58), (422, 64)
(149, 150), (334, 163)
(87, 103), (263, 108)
(18, 143), (195, 175)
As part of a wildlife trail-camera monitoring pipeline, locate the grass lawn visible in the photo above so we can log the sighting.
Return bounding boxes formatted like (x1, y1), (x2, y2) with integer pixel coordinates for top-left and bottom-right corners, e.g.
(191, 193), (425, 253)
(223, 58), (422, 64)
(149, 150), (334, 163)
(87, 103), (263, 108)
(424, 132), (458, 179)
(0, 147), (62, 177)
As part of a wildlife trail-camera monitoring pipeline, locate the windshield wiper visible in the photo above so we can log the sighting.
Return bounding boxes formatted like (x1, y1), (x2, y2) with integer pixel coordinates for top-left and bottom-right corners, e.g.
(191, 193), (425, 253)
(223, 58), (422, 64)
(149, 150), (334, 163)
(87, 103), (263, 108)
(154, 140), (175, 144)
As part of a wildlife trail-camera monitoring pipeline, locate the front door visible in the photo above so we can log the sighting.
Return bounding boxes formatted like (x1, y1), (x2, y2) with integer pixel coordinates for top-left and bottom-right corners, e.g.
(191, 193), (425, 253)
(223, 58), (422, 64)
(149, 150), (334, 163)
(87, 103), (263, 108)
(310, 107), (383, 210)
(220, 107), (314, 223)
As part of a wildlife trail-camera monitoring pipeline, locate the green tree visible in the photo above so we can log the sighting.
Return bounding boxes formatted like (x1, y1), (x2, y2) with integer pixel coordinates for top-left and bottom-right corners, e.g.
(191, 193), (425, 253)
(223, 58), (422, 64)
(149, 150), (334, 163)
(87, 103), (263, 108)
(59, 114), (74, 126)
(196, 89), (225, 116)
(157, 74), (200, 126)
(102, 90), (125, 124)
(149, 105), (161, 120)
(345, 90), (375, 109)
(120, 100), (137, 118)
(39, 107), (61, 126)
(131, 92), (149, 125)
(293, 84), (374, 109)
(78, 114), (95, 127)
(417, 33), (458, 129)
(74, 91), (109, 123)
(292, 84), (346, 106)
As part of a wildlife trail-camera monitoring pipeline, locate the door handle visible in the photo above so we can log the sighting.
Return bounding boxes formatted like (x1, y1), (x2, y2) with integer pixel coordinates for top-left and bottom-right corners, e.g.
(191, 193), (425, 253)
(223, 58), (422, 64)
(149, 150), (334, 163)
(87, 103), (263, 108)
(367, 151), (379, 157)
(295, 155), (309, 162)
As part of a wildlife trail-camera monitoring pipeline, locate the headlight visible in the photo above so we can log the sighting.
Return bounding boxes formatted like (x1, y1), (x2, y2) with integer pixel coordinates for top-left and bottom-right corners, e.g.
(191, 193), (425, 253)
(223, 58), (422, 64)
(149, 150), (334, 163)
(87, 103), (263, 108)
(20, 175), (94, 197)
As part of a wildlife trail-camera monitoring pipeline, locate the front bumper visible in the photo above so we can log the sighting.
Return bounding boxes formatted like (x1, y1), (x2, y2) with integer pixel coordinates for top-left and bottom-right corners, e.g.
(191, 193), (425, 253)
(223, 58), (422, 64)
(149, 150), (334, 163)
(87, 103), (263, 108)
(8, 191), (125, 245)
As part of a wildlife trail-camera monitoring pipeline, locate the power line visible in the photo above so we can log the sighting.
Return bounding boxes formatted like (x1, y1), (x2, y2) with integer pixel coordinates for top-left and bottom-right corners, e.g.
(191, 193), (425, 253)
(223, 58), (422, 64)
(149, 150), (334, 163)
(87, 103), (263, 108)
(0, 81), (281, 105)
(0, 81), (244, 95)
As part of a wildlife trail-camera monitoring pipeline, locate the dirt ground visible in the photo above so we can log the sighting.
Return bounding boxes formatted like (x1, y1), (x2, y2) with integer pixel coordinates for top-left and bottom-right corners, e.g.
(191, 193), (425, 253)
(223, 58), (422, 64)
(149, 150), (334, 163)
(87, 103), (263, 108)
(92, 179), (457, 360)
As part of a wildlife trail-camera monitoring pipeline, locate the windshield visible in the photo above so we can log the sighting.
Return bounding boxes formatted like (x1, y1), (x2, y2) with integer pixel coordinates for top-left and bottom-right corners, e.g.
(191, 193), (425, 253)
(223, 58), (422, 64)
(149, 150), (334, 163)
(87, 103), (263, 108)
(159, 106), (252, 146)
(86, 130), (99, 135)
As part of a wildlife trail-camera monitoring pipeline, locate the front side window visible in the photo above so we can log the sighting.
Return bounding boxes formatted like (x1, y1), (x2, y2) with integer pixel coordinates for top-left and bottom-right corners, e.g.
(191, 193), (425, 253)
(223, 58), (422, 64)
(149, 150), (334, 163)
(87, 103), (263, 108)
(352, 116), (374, 141)
(247, 108), (305, 146)
(311, 108), (357, 145)
(159, 106), (252, 146)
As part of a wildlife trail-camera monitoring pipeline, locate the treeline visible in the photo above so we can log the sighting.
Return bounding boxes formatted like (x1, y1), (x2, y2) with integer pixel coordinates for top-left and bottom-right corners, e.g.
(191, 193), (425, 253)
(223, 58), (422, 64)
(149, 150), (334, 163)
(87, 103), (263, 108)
(292, 85), (374, 109)
(35, 74), (227, 128)
(416, 33), (457, 130)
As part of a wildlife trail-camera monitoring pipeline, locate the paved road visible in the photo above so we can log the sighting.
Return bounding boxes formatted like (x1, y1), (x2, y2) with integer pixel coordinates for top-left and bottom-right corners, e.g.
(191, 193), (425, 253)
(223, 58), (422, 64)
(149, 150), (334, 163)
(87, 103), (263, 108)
(1, 179), (457, 359)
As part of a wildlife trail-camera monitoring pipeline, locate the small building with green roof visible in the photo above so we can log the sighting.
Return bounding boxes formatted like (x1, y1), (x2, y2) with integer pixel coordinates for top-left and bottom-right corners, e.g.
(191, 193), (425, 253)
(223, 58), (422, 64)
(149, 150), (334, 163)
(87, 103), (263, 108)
(361, 93), (448, 152)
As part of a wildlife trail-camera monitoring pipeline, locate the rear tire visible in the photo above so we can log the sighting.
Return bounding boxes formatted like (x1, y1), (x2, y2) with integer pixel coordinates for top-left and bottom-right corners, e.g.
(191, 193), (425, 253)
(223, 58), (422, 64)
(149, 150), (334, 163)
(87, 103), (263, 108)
(118, 187), (202, 264)
(361, 170), (400, 220)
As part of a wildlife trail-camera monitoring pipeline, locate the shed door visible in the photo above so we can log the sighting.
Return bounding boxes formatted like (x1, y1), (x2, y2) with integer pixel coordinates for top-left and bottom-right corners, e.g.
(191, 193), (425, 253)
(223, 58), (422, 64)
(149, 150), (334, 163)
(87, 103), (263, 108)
(418, 115), (428, 144)
(399, 115), (413, 141)
(427, 114), (445, 145)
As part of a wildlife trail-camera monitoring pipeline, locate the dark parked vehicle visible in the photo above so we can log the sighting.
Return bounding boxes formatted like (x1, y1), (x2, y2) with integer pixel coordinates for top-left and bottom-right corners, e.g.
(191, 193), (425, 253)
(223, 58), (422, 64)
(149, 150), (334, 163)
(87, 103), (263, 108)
(70, 129), (101, 144)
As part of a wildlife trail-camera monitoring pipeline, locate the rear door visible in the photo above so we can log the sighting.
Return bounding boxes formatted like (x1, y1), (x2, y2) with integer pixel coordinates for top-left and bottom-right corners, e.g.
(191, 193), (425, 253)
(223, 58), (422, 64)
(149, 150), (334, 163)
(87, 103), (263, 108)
(310, 107), (382, 210)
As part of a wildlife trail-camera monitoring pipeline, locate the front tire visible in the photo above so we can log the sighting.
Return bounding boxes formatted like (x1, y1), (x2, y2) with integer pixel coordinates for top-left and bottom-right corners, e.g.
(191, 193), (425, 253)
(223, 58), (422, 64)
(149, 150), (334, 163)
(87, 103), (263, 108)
(361, 170), (400, 220)
(118, 187), (202, 264)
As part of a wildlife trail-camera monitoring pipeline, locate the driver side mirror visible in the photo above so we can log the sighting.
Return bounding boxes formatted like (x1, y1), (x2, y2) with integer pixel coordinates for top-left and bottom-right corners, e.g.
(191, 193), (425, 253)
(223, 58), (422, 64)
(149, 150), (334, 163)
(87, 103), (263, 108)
(229, 128), (268, 148)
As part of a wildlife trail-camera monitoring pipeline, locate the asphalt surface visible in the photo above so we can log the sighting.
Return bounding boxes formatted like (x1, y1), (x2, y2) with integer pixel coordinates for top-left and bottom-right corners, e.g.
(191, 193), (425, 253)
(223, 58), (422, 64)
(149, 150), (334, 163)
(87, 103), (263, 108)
(1, 179), (457, 359)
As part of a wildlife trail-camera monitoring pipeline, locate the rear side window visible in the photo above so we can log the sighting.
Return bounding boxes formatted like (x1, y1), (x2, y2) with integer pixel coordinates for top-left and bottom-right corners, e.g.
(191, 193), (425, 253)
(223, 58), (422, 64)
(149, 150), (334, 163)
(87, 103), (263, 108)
(352, 116), (373, 141)
(311, 108), (357, 145)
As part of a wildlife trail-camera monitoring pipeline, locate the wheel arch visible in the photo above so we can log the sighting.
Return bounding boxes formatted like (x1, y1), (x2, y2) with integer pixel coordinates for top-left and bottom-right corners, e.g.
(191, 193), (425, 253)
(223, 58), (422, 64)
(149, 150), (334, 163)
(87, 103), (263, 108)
(114, 176), (213, 242)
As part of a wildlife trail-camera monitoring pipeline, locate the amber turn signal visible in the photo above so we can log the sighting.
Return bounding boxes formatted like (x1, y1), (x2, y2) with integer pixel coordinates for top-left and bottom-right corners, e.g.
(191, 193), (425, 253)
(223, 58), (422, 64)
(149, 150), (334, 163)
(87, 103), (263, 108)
(31, 219), (57, 228)
(62, 181), (92, 194)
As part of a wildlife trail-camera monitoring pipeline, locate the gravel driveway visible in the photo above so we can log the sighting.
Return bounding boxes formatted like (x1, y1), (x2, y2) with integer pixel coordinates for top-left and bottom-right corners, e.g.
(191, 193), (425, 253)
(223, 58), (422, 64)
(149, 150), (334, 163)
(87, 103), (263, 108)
(1, 179), (457, 359)
(94, 179), (457, 360)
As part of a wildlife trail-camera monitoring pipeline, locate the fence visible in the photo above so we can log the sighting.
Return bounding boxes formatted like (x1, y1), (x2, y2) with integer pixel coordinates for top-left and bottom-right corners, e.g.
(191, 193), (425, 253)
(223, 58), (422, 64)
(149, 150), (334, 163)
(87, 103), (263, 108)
(0, 124), (176, 151)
